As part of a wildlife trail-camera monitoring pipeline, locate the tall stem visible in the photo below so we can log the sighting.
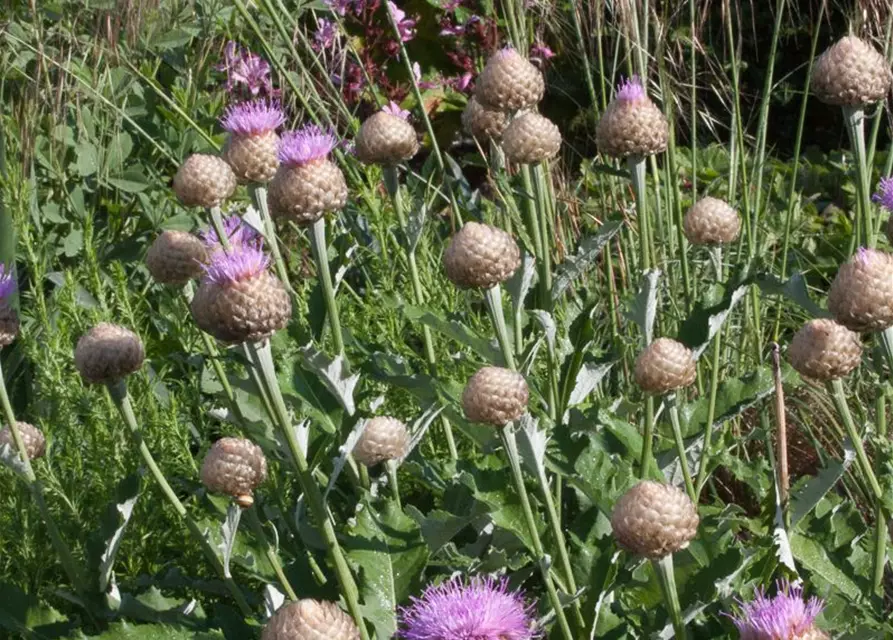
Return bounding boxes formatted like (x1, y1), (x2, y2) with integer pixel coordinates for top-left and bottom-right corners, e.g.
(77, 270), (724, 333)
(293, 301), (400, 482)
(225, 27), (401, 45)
(386, 460), (402, 510)
(654, 554), (687, 640)
(628, 155), (650, 271)
(245, 342), (369, 639)
(308, 218), (345, 355)
(843, 106), (875, 249)
(484, 285), (516, 370)
(245, 506), (298, 601)
(667, 396), (696, 502)
(640, 394), (655, 478)
(520, 166), (546, 306)
(250, 184), (293, 293)
(106, 381), (253, 617)
(533, 163), (553, 308)
(695, 247), (724, 495)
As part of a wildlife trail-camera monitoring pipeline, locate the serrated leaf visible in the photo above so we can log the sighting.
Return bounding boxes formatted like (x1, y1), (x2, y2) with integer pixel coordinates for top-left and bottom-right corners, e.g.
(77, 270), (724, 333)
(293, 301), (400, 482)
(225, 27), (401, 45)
(263, 585), (286, 620)
(530, 310), (556, 353)
(0, 443), (27, 477)
(678, 282), (748, 358)
(325, 418), (368, 500)
(97, 474), (141, 593)
(299, 343), (359, 416)
(566, 360), (614, 409)
(790, 532), (861, 599)
(551, 220), (622, 300)
(516, 415), (548, 480)
(220, 504), (242, 579)
(506, 252), (537, 314)
(792, 443), (855, 527)
(756, 272), (829, 319)
(625, 269), (661, 344)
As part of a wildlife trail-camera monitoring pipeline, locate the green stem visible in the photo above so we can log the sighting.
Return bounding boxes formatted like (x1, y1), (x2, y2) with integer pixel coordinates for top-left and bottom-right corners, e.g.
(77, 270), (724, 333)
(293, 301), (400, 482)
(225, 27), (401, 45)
(250, 185), (293, 293)
(0, 360), (89, 602)
(499, 428), (574, 640)
(209, 206), (233, 252)
(520, 166), (546, 305)
(654, 554), (687, 640)
(386, 460), (402, 510)
(640, 394), (655, 478)
(843, 106), (875, 249)
(829, 379), (884, 501)
(309, 218), (345, 355)
(245, 342), (369, 639)
(484, 285), (517, 370)
(667, 396), (696, 502)
(874, 388), (887, 594)
(533, 163), (553, 308)
(106, 381), (254, 617)
(628, 155), (650, 271)
(695, 247), (724, 495)
(245, 506), (298, 601)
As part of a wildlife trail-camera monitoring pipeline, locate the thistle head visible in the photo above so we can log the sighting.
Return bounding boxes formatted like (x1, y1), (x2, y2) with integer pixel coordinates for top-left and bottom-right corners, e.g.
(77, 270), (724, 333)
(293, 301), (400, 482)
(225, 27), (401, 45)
(201, 244), (270, 286)
(278, 125), (339, 166)
(398, 574), (541, 640)
(200, 215), (262, 254)
(730, 580), (825, 640)
(873, 176), (893, 212)
(0, 264), (16, 301)
(616, 75), (647, 102)
(220, 99), (286, 136)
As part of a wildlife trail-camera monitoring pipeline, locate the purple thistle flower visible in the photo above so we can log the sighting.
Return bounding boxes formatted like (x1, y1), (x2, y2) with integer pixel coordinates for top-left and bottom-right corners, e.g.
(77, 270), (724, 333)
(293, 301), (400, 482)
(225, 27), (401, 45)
(217, 42), (276, 99)
(202, 243), (270, 286)
(220, 99), (286, 136)
(854, 245), (884, 267)
(730, 580), (824, 640)
(616, 75), (647, 102)
(325, 0), (353, 15)
(278, 125), (339, 166)
(495, 46), (520, 60)
(314, 18), (339, 49)
(398, 575), (541, 640)
(0, 264), (16, 301)
(388, 1), (417, 42)
(201, 215), (262, 253)
(872, 176), (893, 212)
(530, 42), (555, 64)
(383, 101), (411, 120)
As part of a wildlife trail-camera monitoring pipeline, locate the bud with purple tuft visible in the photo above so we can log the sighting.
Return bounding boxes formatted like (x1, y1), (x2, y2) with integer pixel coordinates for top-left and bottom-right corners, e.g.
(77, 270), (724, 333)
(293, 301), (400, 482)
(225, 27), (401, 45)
(611, 480), (699, 559)
(268, 125), (347, 225)
(262, 599), (360, 640)
(501, 112), (562, 165)
(788, 319), (862, 381)
(462, 366), (529, 427)
(443, 222), (521, 289)
(730, 580), (827, 640)
(353, 417), (409, 466)
(811, 36), (891, 107)
(398, 575), (541, 640)
(190, 243), (291, 343)
(828, 247), (893, 333)
(74, 323), (145, 385)
(146, 231), (209, 286)
(200, 437), (267, 508)
(596, 76), (669, 159)
(634, 338), (697, 394)
(355, 103), (419, 166)
(221, 99), (286, 184)
(173, 154), (237, 209)
(474, 47), (545, 112)
(0, 264), (19, 347)
(0, 422), (46, 460)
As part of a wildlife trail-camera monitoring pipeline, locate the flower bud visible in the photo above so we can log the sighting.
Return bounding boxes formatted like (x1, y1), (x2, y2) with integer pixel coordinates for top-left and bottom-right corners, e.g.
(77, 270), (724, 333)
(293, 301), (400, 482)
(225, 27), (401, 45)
(462, 97), (509, 142)
(0, 422), (46, 460)
(828, 247), (893, 332)
(173, 154), (237, 209)
(200, 437), (267, 508)
(444, 222), (521, 289)
(355, 108), (419, 165)
(812, 36), (892, 107)
(634, 338), (696, 394)
(596, 76), (668, 159)
(353, 417), (409, 466)
(221, 100), (285, 184)
(683, 197), (741, 246)
(501, 112), (561, 165)
(262, 599), (360, 640)
(788, 319), (862, 381)
(146, 231), (209, 286)
(74, 323), (145, 385)
(611, 481), (699, 558)
(462, 366), (529, 426)
(475, 47), (545, 112)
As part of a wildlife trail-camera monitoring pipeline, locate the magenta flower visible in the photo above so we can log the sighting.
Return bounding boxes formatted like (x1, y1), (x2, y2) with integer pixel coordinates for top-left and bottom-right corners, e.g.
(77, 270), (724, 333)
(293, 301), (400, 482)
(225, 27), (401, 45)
(0, 264), (16, 301)
(440, 21), (465, 37)
(388, 1), (417, 42)
(530, 42), (555, 64)
(220, 99), (285, 136)
(442, 0), (462, 10)
(202, 244), (270, 286)
(217, 42), (275, 99)
(616, 75), (647, 102)
(314, 18), (339, 49)
(730, 581), (825, 640)
(398, 575), (540, 640)
(325, 0), (353, 15)
(451, 72), (473, 92)
(278, 125), (339, 165)
(873, 176), (893, 211)
(413, 63), (440, 90)
(383, 101), (411, 120)
(201, 215), (262, 253)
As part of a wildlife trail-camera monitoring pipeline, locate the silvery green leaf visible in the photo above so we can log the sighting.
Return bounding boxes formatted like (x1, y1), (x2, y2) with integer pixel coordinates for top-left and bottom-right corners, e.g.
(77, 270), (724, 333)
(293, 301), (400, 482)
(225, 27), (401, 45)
(293, 419), (310, 457)
(657, 602), (710, 639)
(325, 419), (368, 500)
(370, 394), (385, 412)
(551, 220), (622, 300)
(792, 441), (855, 526)
(0, 443), (27, 477)
(530, 310), (556, 353)
(520, 338), (544, 376)
(566, 361), (614, 409)
(506, 251), (537, 312)
(692, 283), (748, 359)
(242, 205), (264, 236)
(98, 490), (140, 593)
(756, 272), (830, 319)
(401, 404), (444, 463)
(625, 269), (661, 344)
(263, 584), (286, 619)
(516, 415), (547, 479)
(406, 198), (427, 253)
(221, 504), (242, 579)
(333, 243), (359, 289)
(772, 473), (796, 572)
(299, 344), (360, 415)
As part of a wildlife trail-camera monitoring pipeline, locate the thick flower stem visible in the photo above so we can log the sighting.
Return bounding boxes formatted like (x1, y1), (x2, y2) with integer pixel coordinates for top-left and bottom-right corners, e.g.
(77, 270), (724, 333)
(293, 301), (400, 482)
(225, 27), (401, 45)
(309, 218), (345, 355)
(0, 360), (89, 604)
(640, 394), (655, 478)
(666, 395), (696, 502)
(628, 155), (651, 272)
(484, 285), (517, 370)
(245, 506), (298, 602)
(654, 554), (687, 640)
(245, 342), (369, 640)
(843, 106), (875, 249)
(499, 427), (574, 640)
(520, 165), (546, 305)
(386, 460), (402, 510)
(874, 389), (888, 595)
(695, 247), (724, 496)
(533, 163), (553, 308)
(106, 380), (254, 618)
(249, 184), (293, 293)
(382, 166), (458, 460)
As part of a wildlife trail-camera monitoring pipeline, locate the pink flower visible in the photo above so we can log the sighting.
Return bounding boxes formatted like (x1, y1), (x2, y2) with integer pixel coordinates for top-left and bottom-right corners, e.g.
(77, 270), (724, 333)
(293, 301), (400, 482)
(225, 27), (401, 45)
(616, 75), (647, 102)
(325, 0), (353, 15)
(0, 263), (16, 302)
(219, 99), (285, 136)
(201, 215), (262, 255)
(729, 580), (824, 640)
(217, 42), (276, 99)
(873, 176), (893, 212)
(451, 72), (473, 92)
(314, 18), (339, 49)
(387, 1), (417, 42)
(530, 42), (555, 64)
(442, 0), (461, 10)
(202, 244), (271, 286)
(278, 125), (339, 165)
(440, 20), (465, 37)
(412, 63), (440, 90)
(382, 101), (411, 120)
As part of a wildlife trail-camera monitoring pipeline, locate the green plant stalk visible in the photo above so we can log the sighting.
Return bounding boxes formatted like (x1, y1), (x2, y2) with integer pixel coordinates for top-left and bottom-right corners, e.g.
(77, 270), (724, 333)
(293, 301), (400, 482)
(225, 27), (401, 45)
(654, 554), (687, 640)
(382, 166), (458, 460)
(245, 342), (369, 639)
(499, 427), (574, 640)
(640, 394), (655, 478)
(865, 9), (893, 173)
(484, 285), (517, 371)
(386, 460), (402, 510)
(533, 163), (553, 308)
(628, 155), (651, 272)
(569, 0), (599, 125)
(250, 185), (293, 294)
(667, 396), (696, 501)
(688, 0), (697, 196)
(0, 360), (89, 602)
(106, 381), (254, 617)
(245, 506), (298, 601)
(520, 166), (546, 304)
(501, 0), (524, 51)
(874, 387), (887, 594)
(843, 106), (875, 249)
(309, 218), (345, 355)
(695, 247), (724, 495)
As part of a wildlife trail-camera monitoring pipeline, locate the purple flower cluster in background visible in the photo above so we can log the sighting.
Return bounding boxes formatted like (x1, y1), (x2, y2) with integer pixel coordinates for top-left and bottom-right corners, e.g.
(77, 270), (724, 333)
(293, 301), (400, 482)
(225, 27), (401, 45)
(201, 215), (262, 255)
(387, 1), (417, 42)
(730, 580), (824, 640)
(278, 125), (339, 166)
(217, 42), (277, 100)
(0, 264), (16, 301)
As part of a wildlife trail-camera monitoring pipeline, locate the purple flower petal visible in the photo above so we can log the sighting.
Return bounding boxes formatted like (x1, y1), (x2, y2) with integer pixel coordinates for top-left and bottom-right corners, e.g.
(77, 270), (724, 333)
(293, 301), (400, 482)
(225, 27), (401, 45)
(220, 99), (286, 136)
(202, 243), (270, 285)
(218, 42), (276, 99)
(382, 101), (411, 120)
(730, 580), (824, 640)
(278, 125), (339, 165)
(873, 176), (893, 212)
(0, 263), (16, 301)
(616, 75), (647, 102)
(201, 215), (263, 254)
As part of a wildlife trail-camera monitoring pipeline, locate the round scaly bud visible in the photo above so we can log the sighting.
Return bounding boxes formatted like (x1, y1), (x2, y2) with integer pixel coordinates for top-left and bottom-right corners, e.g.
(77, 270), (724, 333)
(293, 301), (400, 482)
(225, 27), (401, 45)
(200, 437), (267, 508)
(268, 125), (347, 225)
(0, 264), (19, 347)
(501, 112), (561, 165)
(788, 319), (862, 381)
(682, 196), (741, 246)
(611, 480), (699, 559)
(146, 230), (209, 286)
(634, 338), (696, 394)
(475, 47), (545, 112)
(811, 36), (892, 107)
(221, 100), (286, 184)
(74, 323), (145, 385)
(828, 247), (893, 332)
(191, 244), (291, 344)
(596, 76), (669, 159)
(355, 103), (419, 165)
(262, 599), (360, 640)
(443, 222), (521, 289)
(173, 154), (237, 209)
(353, 417), (409, 466)
(462, 366), (529, 427)
(798, 629), (831, 640)
(0, 422), (46, 460)
(462, 96), (509, 142)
